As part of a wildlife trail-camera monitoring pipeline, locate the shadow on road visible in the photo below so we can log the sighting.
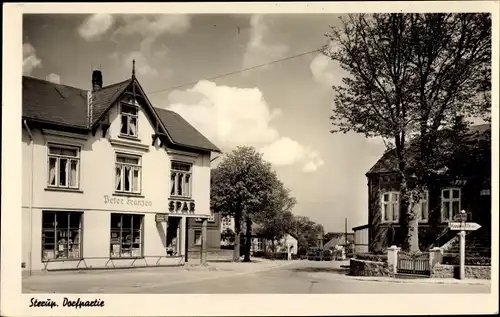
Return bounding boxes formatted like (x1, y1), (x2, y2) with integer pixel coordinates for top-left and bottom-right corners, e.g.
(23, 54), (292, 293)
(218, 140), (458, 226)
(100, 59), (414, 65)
(290, 267), (349, 274)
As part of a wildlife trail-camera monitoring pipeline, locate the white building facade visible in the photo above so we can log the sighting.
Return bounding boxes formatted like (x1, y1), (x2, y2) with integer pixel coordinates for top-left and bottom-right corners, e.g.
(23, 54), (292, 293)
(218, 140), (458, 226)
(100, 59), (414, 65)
(22, 69), (220, 272)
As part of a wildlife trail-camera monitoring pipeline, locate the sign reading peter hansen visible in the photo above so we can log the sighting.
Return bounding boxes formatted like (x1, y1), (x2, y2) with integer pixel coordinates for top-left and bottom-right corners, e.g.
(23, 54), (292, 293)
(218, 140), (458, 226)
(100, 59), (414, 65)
(104, 195), (152, 207)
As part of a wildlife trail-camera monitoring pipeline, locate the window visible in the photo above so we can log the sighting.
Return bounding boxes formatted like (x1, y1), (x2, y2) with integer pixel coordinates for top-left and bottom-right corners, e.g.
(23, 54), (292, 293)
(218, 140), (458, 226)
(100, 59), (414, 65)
(115, 153), (141, 194)
(110, 213), (143, 258)
(47, 144), (80, 189)
(415, 190), (429, 223)
(256, 238), (263, 251)
(381, 192), (400, 223)
(441, 188), (461, 222)
(42, 211), (82, 260)
(194, 230), (202, 245)
(222, 217), (232, 230)
(120, 102), (138, 138)
(170, 161), (192, 198)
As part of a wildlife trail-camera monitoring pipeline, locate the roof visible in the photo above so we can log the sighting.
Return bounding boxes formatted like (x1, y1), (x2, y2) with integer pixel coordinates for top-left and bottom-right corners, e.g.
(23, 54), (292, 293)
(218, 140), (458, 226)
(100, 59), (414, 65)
(22, 75), (220, 153)
(352, 224), (369, 231)
(22, 76), (88, 129)
(155, 107), (221, 153)
(366, 124), (491, 175)
(90, 79), (132, 125)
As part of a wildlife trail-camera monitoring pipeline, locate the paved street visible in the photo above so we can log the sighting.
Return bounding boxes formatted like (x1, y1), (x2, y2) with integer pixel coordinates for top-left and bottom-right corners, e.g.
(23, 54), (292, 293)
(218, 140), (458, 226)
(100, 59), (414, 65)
(23, 260), (490, 294)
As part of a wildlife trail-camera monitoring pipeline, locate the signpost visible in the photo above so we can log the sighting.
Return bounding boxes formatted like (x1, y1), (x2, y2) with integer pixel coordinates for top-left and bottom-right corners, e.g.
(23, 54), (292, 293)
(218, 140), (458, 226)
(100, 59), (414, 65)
(449, 210), (482, 280)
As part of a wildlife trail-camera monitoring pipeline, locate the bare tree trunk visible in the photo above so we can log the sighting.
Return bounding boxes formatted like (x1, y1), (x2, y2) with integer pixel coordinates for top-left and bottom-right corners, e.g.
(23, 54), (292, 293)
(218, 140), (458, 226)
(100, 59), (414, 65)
(233, 210), (241, 262)
(243, 217), (252, 262)
(400, 175), (420, 252)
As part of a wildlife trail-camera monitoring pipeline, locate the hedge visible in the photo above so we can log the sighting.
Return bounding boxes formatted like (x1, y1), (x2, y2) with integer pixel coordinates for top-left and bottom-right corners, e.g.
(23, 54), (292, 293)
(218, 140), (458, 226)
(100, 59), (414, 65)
(354, 253), (387, 262)
(253, 251), (299, 260)
(442, 255), (491, 266)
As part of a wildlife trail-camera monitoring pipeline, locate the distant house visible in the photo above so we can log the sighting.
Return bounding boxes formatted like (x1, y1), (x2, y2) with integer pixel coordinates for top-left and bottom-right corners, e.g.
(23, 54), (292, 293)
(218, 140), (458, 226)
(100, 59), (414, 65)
(352, 225), (369, 253)
(250, 233), (298, 255)
(323, 232), (354, 250)
(365, 124), (491, 253)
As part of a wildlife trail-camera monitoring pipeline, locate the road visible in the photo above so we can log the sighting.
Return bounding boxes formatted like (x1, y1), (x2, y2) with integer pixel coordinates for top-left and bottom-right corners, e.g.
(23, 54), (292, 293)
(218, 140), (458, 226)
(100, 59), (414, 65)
(23, 260), (490, 294)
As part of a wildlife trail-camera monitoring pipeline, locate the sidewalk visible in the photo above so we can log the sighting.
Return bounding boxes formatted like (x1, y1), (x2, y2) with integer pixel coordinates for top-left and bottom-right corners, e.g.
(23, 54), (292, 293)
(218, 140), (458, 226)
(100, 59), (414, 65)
(23, 258), (295, 293)
(346, 275), (491, 286)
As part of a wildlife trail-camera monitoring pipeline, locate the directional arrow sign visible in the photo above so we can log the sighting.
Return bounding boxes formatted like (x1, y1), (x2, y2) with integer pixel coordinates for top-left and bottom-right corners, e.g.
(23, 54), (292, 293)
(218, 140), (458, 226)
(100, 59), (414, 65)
(449, 222), (482, 231)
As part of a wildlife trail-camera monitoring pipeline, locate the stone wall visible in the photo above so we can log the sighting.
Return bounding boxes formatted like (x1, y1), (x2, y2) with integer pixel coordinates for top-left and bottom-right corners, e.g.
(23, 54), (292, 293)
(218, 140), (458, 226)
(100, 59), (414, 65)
(350, 258), (395, 277)
(431, 264), (491, 280)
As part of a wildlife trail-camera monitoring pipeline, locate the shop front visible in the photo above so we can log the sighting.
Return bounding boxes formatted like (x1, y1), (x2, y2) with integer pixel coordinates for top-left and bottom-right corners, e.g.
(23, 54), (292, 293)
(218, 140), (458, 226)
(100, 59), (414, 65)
(22, 68), (220, 273)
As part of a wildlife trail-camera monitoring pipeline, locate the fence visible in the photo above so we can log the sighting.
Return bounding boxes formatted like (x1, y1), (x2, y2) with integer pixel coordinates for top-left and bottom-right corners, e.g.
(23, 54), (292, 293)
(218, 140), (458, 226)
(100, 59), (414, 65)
(397, 251), (431, 276)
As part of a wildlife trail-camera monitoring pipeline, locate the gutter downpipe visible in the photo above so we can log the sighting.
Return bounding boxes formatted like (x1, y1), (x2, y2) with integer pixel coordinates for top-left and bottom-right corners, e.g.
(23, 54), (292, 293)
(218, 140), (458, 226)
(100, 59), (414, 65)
(23, 120), (34, 276)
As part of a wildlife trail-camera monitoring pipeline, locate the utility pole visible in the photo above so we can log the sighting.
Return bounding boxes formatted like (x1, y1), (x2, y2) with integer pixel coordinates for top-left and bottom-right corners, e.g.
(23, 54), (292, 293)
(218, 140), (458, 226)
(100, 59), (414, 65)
(345, 218), (348, 247)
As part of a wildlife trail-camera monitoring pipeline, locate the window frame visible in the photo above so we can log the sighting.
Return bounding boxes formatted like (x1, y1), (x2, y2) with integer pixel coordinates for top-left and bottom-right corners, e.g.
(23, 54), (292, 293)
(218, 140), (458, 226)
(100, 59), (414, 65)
(41, 211), (83, 261)
(109, 213), (144, 259)
(256, 238), (263, 251)
(170, 161), (193, 198)
(119, 100), (139, 138)
(441, 187), (461, 223)
(47, 143), (81, 189)
(114, 152), (142, 194)
(380, 191), (400, 224)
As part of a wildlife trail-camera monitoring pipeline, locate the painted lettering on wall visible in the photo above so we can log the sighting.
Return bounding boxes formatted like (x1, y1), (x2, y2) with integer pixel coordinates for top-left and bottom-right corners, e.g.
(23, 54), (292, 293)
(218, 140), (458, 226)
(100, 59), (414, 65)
(104, 195), (152, 207)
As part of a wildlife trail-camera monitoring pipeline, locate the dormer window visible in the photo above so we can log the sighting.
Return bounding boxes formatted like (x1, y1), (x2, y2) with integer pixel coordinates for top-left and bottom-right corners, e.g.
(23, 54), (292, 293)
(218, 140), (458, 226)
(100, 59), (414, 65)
(120, 102), (138, 138)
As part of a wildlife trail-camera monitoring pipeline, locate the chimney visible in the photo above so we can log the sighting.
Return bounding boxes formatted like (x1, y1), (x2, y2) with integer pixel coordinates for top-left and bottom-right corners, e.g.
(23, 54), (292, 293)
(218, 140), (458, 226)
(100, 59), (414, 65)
(92, 70), (103, 91)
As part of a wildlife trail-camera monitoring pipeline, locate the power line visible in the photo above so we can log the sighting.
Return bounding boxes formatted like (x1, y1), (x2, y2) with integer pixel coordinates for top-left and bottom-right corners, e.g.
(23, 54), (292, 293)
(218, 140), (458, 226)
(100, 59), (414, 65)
(147, 48), (321, 95)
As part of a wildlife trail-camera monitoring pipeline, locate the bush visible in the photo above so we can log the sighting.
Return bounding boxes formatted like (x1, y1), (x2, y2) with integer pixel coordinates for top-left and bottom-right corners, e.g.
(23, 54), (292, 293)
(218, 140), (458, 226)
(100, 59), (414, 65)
(354, 253), (387, 262)
(442, 255), (491, 266)
(252, 251), (299, 260)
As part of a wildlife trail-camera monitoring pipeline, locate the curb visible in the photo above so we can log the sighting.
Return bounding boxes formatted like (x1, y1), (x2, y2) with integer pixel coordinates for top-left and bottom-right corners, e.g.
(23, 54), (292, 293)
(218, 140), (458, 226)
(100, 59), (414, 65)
(347, 276), (491, 286)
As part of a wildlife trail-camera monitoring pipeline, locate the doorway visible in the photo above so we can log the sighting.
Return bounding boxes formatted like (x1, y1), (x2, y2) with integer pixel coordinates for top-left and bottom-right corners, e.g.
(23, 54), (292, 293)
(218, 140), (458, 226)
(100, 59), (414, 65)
(166, 217), (181, 256)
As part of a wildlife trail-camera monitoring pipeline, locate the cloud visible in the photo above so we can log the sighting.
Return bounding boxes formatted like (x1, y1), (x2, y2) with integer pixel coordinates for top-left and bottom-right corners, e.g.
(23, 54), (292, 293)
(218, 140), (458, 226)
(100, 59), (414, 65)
(23, 42), (42, 75)
(310, 54), (336, 86)
(78, 14), (114, 41)
(114, 14), (191, 37)
(167, 81), (324, 173)
(123, 51), (159, 77)
(45, 73), (60, 84)
(110, 15), (191, 78)
(242, 15), (289, 69)
(260, 138), (325, 173)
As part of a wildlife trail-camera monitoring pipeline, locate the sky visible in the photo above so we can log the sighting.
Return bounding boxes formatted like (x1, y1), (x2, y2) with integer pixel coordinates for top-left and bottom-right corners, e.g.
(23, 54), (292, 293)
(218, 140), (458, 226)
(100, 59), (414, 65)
(22, 14), (388, 232)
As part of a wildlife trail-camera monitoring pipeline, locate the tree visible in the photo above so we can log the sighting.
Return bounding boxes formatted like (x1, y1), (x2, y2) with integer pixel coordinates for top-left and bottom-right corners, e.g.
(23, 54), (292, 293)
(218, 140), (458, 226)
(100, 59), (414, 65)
(211, 146), (281, 262)
(291, 216), (325, 254)
(324, 13), (491, 252)
(254, 183), (296, 253)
